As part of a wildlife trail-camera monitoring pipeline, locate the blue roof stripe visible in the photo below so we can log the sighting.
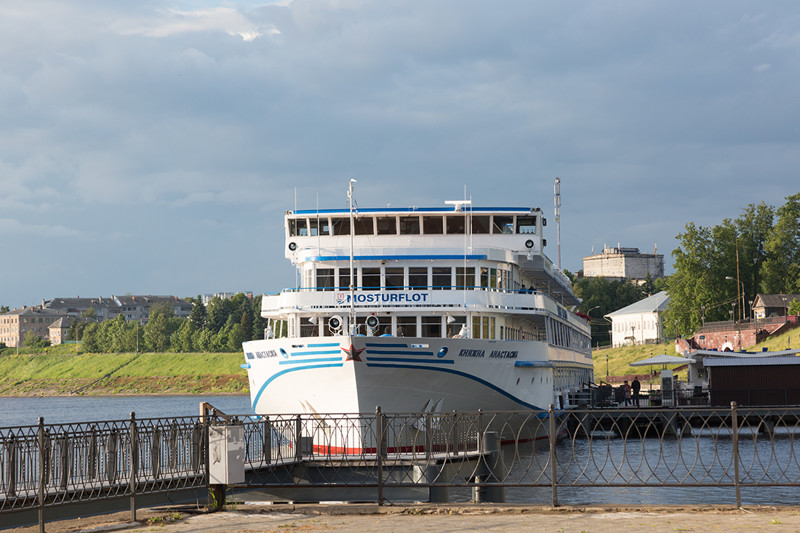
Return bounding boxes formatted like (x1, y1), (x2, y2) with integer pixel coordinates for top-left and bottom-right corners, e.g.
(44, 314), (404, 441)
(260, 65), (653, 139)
(293, 207), (533, 215)
(306, 254), (487, 262)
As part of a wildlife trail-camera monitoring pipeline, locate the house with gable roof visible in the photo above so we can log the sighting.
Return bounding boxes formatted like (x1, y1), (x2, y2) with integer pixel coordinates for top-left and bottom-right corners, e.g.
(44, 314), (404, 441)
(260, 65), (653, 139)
(605, 291), (671, 347)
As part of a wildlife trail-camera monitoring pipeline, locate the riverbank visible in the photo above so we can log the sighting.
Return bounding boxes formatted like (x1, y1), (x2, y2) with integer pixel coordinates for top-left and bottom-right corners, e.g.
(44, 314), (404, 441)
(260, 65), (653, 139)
(9, 504), (800, 533)
(0, 351), (247, 396)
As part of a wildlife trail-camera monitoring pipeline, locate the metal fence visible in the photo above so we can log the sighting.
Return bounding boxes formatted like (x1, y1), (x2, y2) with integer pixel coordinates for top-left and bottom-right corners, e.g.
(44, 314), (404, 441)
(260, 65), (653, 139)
(4, 404), (800, 528)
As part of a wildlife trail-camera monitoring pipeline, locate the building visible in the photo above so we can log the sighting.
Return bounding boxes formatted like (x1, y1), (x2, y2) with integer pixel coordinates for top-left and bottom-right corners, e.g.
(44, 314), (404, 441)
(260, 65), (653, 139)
(0, 306), (64, 348)
(43, 295), (193, 323)
(752, 293), (800, 320)
(606, 291), (670, 347)
(582, 245), (664, 282)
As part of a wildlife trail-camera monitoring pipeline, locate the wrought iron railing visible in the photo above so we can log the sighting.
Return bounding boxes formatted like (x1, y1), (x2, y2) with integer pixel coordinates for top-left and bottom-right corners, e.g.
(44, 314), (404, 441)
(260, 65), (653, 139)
(4, 404), (800, 529)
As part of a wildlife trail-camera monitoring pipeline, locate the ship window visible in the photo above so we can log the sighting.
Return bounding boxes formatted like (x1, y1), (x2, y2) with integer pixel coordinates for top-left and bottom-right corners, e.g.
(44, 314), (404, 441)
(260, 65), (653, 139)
(422, 216), (444, 234)
(516, 216), (536, 234)
(432, 267), (451, 290)
(362, 268), (381, 290)
(354, 217), (374, 235)
(289, 218), (308, 237)
(492, 216), (514, 234)
(397, 316), (417, 337)
(316, 269), (335, 291)
(421, 315), (442, 338)
(448, 315), (467, 337)
(446, 216), (465, 234)
(331, 218), (350, 236)
(472, 216), (490, 234)
(385, 268), (404, 290)
(409, 267), (428, 290)
(339, 268), (353, 290)
(376, 217), (397, 235)
(320, 218), (331, 235)
(399, 216), (420, 234)
(456, 267), (475, 289)
(300, 317), (318, 337)
(308, 218), (323, 236)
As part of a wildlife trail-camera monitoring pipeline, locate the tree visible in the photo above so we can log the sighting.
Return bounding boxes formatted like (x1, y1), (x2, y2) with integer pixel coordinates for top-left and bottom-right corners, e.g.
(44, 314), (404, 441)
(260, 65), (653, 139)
(173, 320), (196, 352)
(789, 299), (800, 316)
(252, 295), (266, 341)
(227, 323), (246, 352)
(573, 276), (647, 345)
(189, 296), (207, 330)
(22, 330), (49, 348)
(144, 312), (170, 352)
(0, 305), (9, 313)
(81, 322), (102, 352)
(762, 193), (800, 294)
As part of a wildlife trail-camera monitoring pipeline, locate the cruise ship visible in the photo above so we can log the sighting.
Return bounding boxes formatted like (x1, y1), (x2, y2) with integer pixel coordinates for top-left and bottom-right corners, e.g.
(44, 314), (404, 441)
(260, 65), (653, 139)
(242, 182), (593, 447)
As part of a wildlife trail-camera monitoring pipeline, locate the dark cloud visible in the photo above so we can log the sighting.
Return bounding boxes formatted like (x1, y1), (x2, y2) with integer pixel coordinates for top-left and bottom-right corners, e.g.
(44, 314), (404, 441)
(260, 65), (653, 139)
(1, 1), (799, 307)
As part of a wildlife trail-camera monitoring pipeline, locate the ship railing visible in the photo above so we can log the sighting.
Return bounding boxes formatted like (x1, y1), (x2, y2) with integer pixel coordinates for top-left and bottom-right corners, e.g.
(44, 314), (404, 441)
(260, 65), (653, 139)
(6, 404), (800, 528)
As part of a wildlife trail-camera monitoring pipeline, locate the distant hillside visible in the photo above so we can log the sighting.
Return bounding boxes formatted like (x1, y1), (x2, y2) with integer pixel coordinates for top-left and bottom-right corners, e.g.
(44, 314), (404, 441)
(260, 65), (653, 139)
(0, 352), (247, 396)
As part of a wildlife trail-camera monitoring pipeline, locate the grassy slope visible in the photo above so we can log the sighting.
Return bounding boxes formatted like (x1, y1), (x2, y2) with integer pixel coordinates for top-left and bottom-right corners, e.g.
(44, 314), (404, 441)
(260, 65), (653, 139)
(593, 327), (800, 380)
(0, 352), (247, 396)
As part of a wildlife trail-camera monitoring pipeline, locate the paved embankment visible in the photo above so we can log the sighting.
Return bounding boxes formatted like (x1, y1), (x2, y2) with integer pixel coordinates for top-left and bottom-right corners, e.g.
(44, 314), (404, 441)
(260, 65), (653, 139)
(8, 504), (800, 533)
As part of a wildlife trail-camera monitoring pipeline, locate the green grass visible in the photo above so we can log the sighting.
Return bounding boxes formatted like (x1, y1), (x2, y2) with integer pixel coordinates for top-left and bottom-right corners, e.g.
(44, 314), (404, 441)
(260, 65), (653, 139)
(0, 351), (247, 395)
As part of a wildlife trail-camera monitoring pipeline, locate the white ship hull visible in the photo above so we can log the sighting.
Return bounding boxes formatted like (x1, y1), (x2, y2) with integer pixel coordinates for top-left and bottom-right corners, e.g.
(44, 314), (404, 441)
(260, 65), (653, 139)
(244, 335), (586, 415)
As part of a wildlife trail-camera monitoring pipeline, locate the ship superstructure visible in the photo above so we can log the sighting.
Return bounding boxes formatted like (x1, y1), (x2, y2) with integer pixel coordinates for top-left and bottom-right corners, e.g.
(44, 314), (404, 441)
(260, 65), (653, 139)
(243, 186), (593, 425)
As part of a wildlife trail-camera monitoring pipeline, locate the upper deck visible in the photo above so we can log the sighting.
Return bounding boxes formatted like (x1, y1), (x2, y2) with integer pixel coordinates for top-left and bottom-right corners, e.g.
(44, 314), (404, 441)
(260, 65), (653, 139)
(283, 205), (575, 303)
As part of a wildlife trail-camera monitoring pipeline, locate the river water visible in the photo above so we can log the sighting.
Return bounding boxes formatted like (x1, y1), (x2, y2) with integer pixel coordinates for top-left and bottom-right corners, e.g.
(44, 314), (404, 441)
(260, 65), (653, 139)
(1, 396), (798, 506)
(0, 395), (252, 427)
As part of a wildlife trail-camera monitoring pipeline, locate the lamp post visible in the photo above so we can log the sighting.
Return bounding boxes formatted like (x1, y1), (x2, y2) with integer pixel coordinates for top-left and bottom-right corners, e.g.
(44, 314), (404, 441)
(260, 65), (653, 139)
(725, 276), (745, 323)
(701, 305), (706, 328)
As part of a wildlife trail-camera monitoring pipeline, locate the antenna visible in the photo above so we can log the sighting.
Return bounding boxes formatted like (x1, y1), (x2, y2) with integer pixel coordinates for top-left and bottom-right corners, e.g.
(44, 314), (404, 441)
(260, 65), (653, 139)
(348, 179), (357, 334)
(554, 177), (562, 270)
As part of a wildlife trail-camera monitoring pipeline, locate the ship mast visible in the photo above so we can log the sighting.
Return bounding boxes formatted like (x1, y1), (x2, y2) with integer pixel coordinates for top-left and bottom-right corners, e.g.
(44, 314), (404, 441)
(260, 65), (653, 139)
(554, 177), (562, 270)
(348, 179), (357, 334)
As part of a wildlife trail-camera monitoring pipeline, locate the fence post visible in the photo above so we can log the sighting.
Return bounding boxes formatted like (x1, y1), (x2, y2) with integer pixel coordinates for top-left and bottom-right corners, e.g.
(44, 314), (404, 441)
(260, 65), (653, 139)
(58, 432), (69, 490)
(38, 418), (45, 533)
(549, 404), (559, 507)
(151, 425), (161, 479)
(295, 415), (303, 462)
(731, 401), (741, 508)
(129, 412), (138, 522)
(107, 430), (118, 483)
(376, 406), (384, 506)
(452, 411), (459, 456)
(88, 428), (97, 480)
(7, 434), (16, 498)
(263, 416), (272, 465)
(425, 413), (432, 460)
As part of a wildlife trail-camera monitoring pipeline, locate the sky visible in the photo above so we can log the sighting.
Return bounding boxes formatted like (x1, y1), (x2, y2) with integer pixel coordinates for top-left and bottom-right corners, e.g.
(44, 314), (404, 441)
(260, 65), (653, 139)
(1, 1), (799, 310)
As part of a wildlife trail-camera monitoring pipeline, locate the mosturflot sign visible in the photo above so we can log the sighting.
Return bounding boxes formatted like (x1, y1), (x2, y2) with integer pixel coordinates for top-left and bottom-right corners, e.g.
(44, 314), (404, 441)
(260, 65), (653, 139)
(335, 291), (430, 305)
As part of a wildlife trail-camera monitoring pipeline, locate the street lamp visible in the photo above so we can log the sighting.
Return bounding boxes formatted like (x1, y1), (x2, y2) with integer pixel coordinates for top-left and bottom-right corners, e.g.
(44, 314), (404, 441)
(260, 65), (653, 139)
(725, 276), (745, 323)
(701, 305), (706, 328)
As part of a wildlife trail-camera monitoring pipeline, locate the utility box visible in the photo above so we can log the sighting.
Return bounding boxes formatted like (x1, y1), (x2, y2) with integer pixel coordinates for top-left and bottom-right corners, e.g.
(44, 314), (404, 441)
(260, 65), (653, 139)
(208, 425), (245, 485)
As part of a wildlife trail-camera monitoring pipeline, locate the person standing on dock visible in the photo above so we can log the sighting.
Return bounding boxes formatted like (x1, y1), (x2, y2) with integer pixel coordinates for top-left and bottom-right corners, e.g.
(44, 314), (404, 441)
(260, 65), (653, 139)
(631, 378), (641, 407)
(621, 381), (632, 407)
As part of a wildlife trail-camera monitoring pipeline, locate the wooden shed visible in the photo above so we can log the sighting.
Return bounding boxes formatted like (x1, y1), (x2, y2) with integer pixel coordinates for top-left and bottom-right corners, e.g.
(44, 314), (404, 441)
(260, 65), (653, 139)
(704, 356), (800, 406)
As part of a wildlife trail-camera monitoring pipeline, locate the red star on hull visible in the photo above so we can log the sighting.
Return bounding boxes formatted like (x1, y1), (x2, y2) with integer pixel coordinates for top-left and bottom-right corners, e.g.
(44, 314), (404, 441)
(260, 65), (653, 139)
(342, 344), (365, 362)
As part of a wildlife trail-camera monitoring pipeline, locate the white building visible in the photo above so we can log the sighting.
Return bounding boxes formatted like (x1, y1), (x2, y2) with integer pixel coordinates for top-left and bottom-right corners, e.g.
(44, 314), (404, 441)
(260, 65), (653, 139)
(583, 245), (664, 282)
(606, 291), (670, 347)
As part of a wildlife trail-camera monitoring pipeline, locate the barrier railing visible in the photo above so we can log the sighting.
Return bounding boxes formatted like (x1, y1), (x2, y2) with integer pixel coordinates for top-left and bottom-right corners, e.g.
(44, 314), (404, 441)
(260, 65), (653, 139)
(4, 404), (800, 528)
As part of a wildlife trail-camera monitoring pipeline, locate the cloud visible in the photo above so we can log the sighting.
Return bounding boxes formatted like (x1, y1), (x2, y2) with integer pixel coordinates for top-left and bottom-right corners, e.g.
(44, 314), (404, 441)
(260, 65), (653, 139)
(112, 7), (277, 42)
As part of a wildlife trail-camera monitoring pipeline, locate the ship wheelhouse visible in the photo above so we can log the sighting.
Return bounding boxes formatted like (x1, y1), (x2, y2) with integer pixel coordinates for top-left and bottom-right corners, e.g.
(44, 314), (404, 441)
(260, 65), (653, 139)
(261, 205), (591, 358)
